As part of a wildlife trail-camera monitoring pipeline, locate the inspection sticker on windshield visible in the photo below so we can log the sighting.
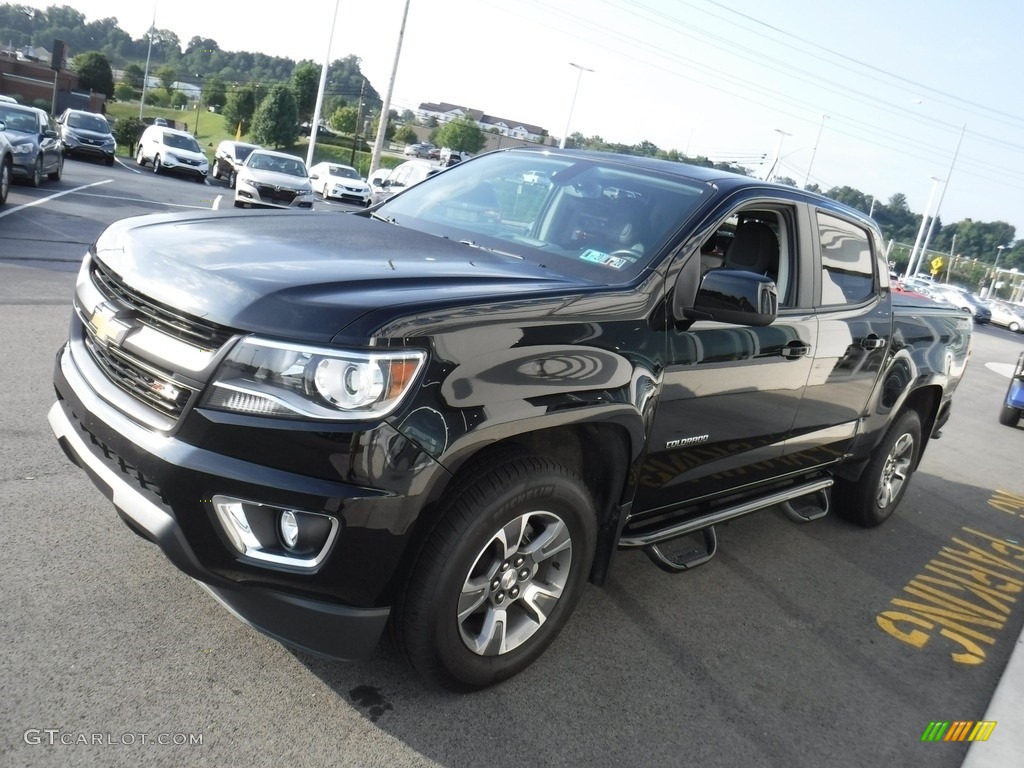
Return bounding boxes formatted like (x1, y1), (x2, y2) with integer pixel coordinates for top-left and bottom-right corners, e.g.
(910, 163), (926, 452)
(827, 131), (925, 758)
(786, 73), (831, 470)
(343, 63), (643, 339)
(580, 249), (629, 269)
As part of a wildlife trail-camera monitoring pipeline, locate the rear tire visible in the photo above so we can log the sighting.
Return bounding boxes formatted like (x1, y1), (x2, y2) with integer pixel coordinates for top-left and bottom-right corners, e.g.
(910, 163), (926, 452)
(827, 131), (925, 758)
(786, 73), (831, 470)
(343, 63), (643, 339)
(999, 405), (1021, 427)
(391, 454), (597, 690)
(835, 410), (922, 527)
(1010, 321), (1021, 333)
(136, 147), (146, 167)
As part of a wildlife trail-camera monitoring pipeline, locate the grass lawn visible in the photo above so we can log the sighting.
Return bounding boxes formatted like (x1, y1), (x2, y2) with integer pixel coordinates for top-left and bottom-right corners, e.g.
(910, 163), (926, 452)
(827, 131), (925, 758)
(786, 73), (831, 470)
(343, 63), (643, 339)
(105, 100), (405, 178)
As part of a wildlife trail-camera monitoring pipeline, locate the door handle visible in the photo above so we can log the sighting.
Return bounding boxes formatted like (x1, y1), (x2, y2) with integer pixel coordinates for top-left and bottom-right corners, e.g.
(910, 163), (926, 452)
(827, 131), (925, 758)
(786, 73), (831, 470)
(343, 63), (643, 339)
(779, 340), (811, 360)
(860, 335), (887, 351)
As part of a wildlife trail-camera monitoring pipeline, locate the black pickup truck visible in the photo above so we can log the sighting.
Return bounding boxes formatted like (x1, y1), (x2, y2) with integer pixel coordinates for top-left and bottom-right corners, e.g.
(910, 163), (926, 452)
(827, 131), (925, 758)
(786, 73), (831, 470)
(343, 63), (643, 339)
(49, 147), (972, 690)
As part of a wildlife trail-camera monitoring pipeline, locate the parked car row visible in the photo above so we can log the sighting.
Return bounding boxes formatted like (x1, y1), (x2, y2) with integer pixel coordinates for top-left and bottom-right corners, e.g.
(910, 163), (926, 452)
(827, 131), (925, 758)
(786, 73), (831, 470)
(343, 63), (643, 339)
(983, 298), (1024, 333)
(0, 98), (444, 215)
(900, 276), (991, 324)
(0, 101), (63, 187)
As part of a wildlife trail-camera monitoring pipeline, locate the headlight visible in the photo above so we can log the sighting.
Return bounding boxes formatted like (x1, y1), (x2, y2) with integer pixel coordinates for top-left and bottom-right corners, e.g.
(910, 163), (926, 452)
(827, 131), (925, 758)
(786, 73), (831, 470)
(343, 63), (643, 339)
(11, 143), (34, 154)
(238, 176), (256, 188)
(202, 336), (426, 420)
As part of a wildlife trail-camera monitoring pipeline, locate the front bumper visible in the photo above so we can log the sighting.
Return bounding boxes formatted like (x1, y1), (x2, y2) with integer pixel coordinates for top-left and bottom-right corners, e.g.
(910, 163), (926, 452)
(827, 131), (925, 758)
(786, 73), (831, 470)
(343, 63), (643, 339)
(47, 339), (432, 660)
(62, 139), (115, 161)
(236, 185), (314, 209)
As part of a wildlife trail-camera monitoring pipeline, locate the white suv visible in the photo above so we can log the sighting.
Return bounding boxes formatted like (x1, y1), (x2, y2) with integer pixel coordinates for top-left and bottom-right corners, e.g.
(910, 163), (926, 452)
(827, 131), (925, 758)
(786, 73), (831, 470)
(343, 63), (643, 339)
(136, 125), (208, 182)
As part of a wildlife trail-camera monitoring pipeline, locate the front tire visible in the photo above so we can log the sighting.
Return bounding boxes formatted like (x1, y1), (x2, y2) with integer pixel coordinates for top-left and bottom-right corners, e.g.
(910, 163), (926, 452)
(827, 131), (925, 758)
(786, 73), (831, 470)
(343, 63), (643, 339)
(835, 410), (922, 527)
(392, 454), (597, 690)
(29, 156), (43, 187)
(999, 405), (1021, 427)
(153, 155), (162, 174)
(228, 170), (237, 189)
(0, 159), (10, 206)
(48, 153), (63, 181)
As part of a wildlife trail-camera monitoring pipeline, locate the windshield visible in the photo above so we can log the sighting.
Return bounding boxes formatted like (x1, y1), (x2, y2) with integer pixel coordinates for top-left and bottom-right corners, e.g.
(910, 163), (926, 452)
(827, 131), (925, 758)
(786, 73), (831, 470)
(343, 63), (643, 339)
(0, 107), (39, 133)
(247, 152), (307, 176)
(374, 151), (707, 283)
(329, 165), (359, 179)
(67, 113), (110, 133)
(163, 132), (201, 153)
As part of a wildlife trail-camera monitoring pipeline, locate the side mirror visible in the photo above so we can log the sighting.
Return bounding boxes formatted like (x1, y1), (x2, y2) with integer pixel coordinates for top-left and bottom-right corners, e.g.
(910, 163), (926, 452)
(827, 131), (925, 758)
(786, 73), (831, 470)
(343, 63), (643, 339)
(309, 173), (319, 180)
(44, 129), (58, 139)
(684, 269), (778, 327)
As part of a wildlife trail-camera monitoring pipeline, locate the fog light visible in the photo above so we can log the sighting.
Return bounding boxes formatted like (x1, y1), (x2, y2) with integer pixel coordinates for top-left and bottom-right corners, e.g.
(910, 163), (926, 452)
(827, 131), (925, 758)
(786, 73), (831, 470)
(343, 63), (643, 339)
(212, 495), (340, 570)
(280, 510), (299, 550)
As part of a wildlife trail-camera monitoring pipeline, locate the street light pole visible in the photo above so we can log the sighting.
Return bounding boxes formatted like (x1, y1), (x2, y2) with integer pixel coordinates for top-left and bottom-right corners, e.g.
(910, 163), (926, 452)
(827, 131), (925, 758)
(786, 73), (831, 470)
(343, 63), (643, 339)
(763, 128), (791, 181)
(906, 175), (943, 276)
(559, 62), (594, 149)
(988, 244), (1009, 297)
(802, 113), (828, 189)
(193, 74), (204, 135)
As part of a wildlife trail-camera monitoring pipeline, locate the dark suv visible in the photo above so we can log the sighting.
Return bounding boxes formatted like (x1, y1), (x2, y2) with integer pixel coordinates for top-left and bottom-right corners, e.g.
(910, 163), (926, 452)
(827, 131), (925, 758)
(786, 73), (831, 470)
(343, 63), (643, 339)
(212, 140), (261, 188)
(57, 109), (116, 166)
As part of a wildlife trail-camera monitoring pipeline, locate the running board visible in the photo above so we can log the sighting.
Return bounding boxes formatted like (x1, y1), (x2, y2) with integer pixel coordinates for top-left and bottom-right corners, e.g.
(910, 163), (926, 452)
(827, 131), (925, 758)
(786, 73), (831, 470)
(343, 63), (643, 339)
(778, 488), (830, 523)
(620, 478), (834, 573)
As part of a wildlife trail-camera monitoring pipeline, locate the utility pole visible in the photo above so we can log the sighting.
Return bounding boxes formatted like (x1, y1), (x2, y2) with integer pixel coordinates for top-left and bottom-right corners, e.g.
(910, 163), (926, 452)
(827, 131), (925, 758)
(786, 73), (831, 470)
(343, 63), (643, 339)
(350, 78), (365, 167)
(369, 0), (411, 174)
(918, 123), (967, 265)
(306, 0), (340, 169)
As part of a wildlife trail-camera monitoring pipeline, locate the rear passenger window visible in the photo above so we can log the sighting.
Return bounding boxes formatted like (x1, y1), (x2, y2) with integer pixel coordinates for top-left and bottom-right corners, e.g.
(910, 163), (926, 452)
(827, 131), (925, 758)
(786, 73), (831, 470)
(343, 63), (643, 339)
(817, 212), (875, 305)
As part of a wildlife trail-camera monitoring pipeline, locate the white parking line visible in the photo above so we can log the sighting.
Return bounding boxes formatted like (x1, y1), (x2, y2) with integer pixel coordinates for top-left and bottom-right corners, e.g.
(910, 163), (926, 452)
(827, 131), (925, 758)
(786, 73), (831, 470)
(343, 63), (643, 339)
(71, 191), (221, 211)
(212, 195), (222, 210)
(115, 157), (141, 174)
(0, 179), (113, 220)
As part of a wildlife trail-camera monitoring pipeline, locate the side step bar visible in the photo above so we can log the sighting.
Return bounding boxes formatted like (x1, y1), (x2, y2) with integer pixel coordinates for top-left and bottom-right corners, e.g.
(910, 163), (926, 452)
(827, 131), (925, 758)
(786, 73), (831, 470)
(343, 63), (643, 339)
(620, 478), (833, 573)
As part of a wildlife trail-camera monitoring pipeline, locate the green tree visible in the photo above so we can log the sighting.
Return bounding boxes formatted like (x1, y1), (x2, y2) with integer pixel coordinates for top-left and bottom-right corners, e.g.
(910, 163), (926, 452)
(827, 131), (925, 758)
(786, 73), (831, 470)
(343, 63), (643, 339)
(71, 51), (114, 97)
(291, 61), (320, 122)
(112, 116), (145, 154)
(431, 116), (486, 154)
(393, 125), (417, 145)
(251, 84), (298, 149)
(170, 90), (188, 108)
(204, 78), (227, 109)
(122, 63), (145, 89)
(328, 105), (359, 135)
(157, 64), (176, 95)
(113, 83), (134, 101)
(222, 87), (257, 135)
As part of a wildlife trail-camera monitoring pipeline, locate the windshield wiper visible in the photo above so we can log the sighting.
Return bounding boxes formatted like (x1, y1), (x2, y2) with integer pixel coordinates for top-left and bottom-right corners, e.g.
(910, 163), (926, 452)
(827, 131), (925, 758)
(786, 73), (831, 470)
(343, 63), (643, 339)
(368, 211), (397, 224)
(458, 239), (524, 260)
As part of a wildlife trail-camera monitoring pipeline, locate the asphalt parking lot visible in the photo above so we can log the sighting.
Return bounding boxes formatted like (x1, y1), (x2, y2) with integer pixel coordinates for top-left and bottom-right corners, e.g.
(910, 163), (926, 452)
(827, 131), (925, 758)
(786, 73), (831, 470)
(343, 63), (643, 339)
(2, 157), (1023, 767)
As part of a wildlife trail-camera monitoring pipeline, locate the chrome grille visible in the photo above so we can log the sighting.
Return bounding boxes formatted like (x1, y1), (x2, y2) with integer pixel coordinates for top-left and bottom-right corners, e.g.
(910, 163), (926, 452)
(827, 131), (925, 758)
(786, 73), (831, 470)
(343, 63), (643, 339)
(90, 259), (233, 349)
(256, 184), (298, 204)
(83, 335), (194, 419)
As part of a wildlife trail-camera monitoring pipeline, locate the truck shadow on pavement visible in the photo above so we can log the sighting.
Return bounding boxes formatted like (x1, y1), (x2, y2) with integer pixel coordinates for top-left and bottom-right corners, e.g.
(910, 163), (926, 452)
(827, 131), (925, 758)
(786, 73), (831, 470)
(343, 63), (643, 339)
(292, 473), (1023, 768)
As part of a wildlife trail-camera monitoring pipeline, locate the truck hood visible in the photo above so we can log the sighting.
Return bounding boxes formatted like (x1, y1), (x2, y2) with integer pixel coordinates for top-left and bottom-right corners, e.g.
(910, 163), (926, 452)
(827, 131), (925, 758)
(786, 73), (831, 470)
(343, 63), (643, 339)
(92, 210), (580, 342)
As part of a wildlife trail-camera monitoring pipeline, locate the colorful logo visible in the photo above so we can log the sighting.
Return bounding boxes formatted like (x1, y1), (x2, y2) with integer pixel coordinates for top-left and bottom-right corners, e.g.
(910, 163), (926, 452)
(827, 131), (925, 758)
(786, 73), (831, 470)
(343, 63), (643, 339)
(921, 721), (997, 742)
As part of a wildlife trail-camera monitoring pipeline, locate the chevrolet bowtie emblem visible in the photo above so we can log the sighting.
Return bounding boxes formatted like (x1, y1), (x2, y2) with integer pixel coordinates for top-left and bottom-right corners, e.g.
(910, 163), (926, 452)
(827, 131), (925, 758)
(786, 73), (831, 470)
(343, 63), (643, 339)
(89, 303), (131, 347)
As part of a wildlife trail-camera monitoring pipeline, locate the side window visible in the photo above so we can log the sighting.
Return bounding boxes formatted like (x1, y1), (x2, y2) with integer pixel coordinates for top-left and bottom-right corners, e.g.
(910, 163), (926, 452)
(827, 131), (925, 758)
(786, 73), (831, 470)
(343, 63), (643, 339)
(817, 212), (875, 305)
(698, 207), (798, 308)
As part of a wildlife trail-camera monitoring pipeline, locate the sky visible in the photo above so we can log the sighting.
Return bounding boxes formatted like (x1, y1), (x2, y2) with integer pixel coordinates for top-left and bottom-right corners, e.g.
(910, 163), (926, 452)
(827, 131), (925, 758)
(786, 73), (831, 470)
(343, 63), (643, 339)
(15, 0), (1024, 241)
